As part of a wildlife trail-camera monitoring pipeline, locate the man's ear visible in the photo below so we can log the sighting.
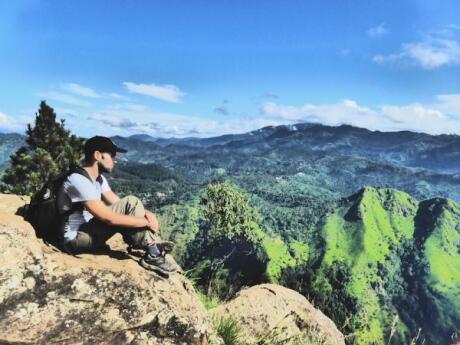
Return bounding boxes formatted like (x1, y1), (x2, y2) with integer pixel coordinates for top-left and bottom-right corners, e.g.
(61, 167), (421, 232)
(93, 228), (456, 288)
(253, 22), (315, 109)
(94, 150), (102, 161)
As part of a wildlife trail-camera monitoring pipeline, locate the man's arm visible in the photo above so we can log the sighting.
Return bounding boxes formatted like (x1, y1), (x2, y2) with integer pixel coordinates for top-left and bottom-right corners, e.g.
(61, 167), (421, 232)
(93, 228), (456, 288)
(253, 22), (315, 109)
(102, 190), (120, 205)
(144, 209), (159, 233)
(83, 199), (155, 230)
(101, 190), (159, 233)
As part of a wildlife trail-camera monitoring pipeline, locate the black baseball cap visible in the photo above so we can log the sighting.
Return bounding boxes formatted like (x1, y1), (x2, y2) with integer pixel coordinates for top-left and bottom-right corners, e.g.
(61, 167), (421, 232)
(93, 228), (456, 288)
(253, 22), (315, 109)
(84, 136), (127, 156)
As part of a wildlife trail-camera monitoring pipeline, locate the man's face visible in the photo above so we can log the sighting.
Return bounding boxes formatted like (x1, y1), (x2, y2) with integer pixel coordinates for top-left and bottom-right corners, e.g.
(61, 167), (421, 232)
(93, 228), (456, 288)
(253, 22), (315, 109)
(97, 151), (117, 173)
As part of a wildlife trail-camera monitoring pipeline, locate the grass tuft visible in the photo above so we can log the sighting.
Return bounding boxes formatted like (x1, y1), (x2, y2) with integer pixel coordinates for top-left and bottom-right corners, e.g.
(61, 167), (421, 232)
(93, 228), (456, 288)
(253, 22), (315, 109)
(213, 316), (244, 345)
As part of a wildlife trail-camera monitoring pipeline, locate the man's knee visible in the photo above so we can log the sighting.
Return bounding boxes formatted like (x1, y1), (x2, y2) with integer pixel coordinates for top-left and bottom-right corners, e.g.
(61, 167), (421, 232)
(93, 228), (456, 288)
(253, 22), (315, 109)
(121, 195), (142, 206)
(119, 195), (145, 216)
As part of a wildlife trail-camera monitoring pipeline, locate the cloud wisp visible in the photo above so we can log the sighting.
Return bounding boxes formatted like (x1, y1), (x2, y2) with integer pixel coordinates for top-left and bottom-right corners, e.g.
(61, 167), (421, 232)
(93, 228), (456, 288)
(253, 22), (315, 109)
(0, 111), (32, 132)
(0, 112), (13, 127)
(368, 24), (389, 38)
(37, 92), (91, 107)
(123, 82), (185, 103)
(61, 83), (102, 98)
(214, 99), (230, 115)
(374, 26), (460, 70)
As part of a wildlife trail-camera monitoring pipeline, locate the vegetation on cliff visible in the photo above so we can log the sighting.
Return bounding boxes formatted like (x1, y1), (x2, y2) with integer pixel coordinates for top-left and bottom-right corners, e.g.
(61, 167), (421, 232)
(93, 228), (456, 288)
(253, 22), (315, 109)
(2, 101), (83, 195)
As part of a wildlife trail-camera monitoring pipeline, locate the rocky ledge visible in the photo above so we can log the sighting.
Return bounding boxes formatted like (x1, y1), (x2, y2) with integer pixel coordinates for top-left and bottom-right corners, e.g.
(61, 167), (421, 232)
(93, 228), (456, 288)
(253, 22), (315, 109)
(0, 194), (212, 345)
(0, 194), (344, 345)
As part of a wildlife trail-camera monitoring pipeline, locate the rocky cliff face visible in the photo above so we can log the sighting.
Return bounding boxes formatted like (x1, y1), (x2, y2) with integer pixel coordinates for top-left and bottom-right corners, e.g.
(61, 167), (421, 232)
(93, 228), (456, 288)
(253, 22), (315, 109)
(0, 194), (212, 345)
(0, 194), (344, 345)
(211, 284), (345, 345)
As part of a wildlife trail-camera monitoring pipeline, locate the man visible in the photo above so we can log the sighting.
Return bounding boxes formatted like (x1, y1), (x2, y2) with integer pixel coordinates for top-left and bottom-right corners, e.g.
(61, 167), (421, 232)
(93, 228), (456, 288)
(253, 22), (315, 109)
(57, 135), (176, 277)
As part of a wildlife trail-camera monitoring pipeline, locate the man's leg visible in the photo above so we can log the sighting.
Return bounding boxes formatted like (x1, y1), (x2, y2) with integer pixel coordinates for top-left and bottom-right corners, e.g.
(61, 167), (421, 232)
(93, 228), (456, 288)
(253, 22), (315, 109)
(72, 195), (176, 276)
(68, 195), (151, 253)
(108, 195), (155, 249)
(64, 231), (94, 254)
(109, 196), (177, 276)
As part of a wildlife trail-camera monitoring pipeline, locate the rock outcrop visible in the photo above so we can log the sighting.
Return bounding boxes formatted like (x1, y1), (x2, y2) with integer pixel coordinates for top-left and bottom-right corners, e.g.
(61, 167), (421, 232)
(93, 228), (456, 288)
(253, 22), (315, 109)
(211, 284), (345, 345)
(0, 193), (345, 345)
(0, 194), (212, 345)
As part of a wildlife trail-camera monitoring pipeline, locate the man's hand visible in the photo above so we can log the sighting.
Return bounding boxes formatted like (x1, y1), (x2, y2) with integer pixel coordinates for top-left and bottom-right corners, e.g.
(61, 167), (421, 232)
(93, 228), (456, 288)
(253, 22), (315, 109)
(144, 210), (159, 234)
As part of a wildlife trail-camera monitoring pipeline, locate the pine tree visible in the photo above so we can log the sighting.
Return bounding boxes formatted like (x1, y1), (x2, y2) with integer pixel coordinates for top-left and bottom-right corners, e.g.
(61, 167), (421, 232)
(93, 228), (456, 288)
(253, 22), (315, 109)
(2, 101), (84, 195)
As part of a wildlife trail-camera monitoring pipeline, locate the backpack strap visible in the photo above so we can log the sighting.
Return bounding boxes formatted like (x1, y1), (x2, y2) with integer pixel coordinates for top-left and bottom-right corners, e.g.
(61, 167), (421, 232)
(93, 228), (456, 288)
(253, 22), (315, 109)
(61, 165), (96, 217)
(69, 164), (94, 183)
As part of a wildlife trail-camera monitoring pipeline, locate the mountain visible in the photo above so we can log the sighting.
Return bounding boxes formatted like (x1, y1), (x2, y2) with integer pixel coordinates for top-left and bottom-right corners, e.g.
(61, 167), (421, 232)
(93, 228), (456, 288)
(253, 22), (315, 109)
(296, 187), (460, 344)
(0, 133), (24, 171)
(124, 123), (460, 174)
(3, 123), (460, 174)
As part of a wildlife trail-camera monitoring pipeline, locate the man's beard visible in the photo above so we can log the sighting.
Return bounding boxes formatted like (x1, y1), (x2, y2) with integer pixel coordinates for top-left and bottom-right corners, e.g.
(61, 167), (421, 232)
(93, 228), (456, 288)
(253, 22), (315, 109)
(97, 161), (111, 174)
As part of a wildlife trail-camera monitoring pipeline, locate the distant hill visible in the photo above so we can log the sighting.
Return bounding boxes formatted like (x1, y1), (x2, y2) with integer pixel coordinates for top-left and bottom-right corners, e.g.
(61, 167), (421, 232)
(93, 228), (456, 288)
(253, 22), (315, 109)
(0, 133), (24, 171)
(289, 187), (460, 344)
(135, 123), (460, 173)
(3, 123), (460, 173)
(108, 128), (460, 206)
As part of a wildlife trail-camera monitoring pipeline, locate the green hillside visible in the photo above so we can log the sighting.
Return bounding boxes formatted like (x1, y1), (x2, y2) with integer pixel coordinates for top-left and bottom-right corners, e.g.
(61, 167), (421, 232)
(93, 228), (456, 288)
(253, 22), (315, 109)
(159, 185), (459, 344)
(304, 187), (460, 344)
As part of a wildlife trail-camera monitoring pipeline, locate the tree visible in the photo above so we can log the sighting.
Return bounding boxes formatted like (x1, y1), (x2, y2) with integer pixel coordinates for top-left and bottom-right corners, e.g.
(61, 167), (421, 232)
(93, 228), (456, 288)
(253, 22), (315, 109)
(2, 101), (84, 195)
(191, 181), (264, 297)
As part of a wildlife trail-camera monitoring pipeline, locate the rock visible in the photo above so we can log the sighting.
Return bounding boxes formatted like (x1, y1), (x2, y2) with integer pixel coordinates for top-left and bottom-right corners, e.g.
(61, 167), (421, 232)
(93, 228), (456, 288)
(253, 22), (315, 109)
(0, 194), (213, 345)
(211, 284), (345, 345)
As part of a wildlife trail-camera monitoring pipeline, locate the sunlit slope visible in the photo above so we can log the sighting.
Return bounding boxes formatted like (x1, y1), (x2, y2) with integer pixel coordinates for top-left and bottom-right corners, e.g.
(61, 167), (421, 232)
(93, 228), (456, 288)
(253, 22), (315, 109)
(314, 187), (459, 344)
(415, 198), (460, 341)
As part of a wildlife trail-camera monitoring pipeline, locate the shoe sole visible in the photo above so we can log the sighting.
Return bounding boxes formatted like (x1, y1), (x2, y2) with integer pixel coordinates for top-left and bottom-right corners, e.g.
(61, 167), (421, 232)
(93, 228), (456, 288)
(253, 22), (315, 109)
(139, 258), (170, 278)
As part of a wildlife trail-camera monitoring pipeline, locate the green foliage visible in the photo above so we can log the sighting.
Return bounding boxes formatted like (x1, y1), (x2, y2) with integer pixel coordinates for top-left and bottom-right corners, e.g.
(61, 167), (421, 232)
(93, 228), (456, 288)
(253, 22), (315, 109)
(212, 316), (244, 345)
(158, 202), (201, 267)
(262, 236), (297, 282)
(2, 101), (83, 195)
(186, 182), (267, 298)
(196, 289), (221, 310)
(200, 181), (263, 245)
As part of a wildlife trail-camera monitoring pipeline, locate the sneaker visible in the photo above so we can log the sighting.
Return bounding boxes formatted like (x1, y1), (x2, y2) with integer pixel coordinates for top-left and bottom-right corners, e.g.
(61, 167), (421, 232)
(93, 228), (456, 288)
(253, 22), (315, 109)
(156, 240), (175, 255)
(139, 254), (177, 278)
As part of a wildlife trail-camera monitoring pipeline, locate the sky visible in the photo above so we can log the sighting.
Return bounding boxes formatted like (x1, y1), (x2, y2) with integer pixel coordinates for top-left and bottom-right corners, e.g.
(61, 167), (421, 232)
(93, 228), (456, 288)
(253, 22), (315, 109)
(1, 0), (460, 138)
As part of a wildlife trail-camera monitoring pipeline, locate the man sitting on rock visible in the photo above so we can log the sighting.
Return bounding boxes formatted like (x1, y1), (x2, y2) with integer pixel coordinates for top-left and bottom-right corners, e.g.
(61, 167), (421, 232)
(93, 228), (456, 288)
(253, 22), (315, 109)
(57, 135), (176, 277)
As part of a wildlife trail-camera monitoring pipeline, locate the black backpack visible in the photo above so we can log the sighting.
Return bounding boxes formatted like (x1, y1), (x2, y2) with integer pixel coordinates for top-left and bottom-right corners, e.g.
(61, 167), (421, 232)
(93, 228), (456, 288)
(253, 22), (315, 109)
(25, 164), (92, 246)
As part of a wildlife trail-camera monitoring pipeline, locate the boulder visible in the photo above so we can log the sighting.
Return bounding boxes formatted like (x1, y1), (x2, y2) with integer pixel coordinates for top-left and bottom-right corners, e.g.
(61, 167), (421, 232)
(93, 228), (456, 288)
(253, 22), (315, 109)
(211, 284), (345, 345)
(0, 194), (213, 345)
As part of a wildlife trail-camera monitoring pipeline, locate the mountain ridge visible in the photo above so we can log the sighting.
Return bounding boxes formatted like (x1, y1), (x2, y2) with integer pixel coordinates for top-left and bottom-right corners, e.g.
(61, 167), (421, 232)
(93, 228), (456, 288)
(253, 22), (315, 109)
(304, 187), (460, 344)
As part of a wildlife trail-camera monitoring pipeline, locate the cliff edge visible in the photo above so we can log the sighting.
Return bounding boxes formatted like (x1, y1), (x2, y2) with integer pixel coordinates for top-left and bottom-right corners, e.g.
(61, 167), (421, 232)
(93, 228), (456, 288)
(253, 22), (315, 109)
(0, 194), (212, 345)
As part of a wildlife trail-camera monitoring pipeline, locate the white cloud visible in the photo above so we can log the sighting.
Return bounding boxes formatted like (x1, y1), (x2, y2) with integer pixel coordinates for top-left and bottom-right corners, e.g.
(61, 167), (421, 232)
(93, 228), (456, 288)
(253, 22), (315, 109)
(61, 83), (101, 98)
(434, 94), (460, 116)
(37, 92), (91, 107)
(260, 98), (460, 135)
(81, 102), (281, 138)
(368, 24), (388, 38)
(261, 100), (389, 131)
(374, 38), (460, 69)
(107, 92), (129, 100)
(123, 82), (185, 103)
(0, 112), (13, 126)
(0, 111), (30, 132)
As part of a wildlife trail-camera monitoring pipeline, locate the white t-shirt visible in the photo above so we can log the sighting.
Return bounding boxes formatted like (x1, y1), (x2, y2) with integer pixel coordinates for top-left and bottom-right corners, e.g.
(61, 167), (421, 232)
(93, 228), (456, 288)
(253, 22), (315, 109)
(57, 173), (111, 242)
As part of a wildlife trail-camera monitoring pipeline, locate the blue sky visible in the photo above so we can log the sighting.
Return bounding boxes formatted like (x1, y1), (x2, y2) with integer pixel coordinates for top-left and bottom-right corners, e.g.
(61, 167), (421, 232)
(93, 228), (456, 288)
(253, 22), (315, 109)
(1, 0), (460, 137)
